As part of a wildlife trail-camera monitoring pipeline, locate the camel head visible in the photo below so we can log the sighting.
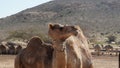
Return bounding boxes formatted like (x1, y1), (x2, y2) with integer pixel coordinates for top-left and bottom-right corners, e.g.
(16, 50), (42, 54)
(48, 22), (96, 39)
(48, 23), (78, 41)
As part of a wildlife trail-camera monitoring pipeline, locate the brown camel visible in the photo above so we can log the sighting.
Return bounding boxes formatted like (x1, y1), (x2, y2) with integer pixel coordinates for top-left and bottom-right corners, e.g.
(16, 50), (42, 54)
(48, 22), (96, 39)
(92, 44), (103, 56)
(48, 23), (93, 68)
(14, 36), (54, 68)
(15, 45), (23, 54)
(0, 44), (6, 54)
(104, 44), (113, 55)
(7, 44), (16, 55)
(5, 42), (16, 55)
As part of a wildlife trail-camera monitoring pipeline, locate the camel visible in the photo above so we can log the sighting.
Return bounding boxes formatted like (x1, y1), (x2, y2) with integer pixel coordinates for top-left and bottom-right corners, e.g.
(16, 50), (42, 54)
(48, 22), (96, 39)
(48, 23), (93, 68)
(0, 44), (6, 54)
(3, 42), (16, 55)
(15, 45), (23, 54)
(73, 25), (93, 59)
(104, 44), (113, 55)
(0, 42), (22, 55)
(7, 44), (16, 55)
(92, 44), (103, 56)
(6, 41), (27, 54)
(14, 36), (54, 68)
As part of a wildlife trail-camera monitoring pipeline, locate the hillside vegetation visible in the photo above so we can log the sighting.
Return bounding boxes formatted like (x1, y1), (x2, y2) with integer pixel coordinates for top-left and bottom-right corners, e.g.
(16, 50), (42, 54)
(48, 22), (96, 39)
(0, 0), (120, 43)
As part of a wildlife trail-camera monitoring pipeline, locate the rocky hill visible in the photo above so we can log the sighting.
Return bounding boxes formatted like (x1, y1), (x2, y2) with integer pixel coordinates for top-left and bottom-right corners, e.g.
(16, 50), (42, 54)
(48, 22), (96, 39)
(0, 0), (120, 42)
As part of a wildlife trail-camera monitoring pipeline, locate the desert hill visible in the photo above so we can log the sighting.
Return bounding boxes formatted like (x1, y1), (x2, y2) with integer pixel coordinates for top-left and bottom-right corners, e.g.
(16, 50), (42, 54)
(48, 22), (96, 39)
(0, 0), (120, 43)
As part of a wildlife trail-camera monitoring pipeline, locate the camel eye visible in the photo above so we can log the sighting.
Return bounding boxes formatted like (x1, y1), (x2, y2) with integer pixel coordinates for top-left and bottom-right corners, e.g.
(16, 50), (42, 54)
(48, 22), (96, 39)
(59, 27), (63, 31)
(71, 26), (75, 29)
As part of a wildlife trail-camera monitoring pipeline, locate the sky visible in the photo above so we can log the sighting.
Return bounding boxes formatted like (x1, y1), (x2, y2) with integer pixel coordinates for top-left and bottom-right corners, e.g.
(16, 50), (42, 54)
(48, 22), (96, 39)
(0, 0), (51, 18)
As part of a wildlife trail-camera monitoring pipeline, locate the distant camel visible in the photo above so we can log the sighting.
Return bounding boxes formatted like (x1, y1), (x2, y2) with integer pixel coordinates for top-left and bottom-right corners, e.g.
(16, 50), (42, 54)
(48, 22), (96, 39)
(104, 44), (113, 55)
(92, 44), (103, 56)
(7, 45), (15, 55)
(0, 44), (6, 55)
(15, 45), (22, 54)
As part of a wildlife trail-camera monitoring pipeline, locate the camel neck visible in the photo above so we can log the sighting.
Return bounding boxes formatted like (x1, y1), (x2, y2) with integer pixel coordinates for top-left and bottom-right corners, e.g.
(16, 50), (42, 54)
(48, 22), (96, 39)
(53, 40), (67, 68)
(53, 40), (66, 52)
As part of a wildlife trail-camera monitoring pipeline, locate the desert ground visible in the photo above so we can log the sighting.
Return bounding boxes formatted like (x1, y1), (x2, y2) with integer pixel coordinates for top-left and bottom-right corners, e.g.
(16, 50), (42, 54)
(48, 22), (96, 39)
(0, 55), (118, 68)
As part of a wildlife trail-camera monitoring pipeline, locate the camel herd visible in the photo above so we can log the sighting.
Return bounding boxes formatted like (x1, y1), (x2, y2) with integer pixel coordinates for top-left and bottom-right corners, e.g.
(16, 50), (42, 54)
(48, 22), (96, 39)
(1, 23), (119, 68)
(14, 23), (94, 68)
(0, 41), (26, 55)
(92, 44), (119, 56)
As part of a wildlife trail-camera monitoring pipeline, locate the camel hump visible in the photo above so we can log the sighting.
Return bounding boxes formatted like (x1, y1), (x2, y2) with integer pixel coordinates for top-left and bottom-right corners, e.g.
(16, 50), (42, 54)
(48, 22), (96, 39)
(27, 36), (43, 48)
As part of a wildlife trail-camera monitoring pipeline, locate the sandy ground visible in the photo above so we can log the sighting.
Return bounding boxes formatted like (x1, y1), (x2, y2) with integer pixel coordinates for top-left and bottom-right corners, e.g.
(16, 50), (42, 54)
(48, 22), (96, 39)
(0, 55), (15, 68)
(0, 55), (118, 68)
(93, 55), (118, 68)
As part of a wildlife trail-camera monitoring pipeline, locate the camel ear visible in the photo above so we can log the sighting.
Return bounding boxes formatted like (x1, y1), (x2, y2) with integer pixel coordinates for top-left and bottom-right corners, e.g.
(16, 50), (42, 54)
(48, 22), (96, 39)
(48, 23), (53, 29)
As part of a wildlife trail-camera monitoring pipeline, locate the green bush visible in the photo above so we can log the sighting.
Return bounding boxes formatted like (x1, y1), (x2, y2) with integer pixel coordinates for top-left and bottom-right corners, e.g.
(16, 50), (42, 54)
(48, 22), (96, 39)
(7, 30), (30, 40)
(107, 35), (116, 43)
